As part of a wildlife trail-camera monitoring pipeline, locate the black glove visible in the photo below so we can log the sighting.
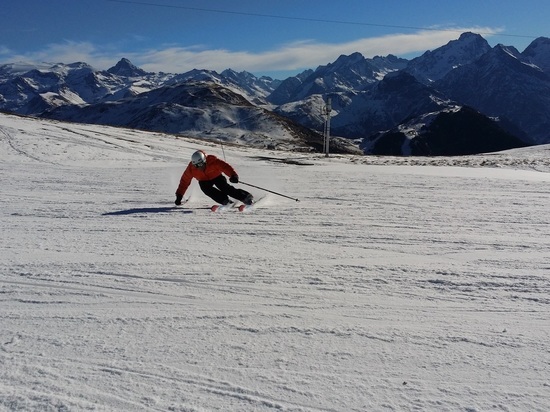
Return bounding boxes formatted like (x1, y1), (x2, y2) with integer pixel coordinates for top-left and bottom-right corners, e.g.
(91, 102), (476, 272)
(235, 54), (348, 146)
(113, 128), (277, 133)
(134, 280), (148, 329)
(229, 174), (239, 184)
(175, 194), (183, 205)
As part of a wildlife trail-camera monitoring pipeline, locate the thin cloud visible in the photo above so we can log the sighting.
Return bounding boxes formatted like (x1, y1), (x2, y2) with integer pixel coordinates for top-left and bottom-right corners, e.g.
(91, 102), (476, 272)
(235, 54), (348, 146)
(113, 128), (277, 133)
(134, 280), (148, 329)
(136, 26), (502, 72)
(0, 45), (13, 56)
(1, 27), (502, 73)
(3, 41), (113, 69)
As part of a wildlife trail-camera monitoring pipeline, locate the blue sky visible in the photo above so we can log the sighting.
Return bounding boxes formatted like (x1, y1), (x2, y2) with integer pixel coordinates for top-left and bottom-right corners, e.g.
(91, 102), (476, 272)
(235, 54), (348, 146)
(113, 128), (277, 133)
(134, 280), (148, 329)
(2, 0), (548, 79)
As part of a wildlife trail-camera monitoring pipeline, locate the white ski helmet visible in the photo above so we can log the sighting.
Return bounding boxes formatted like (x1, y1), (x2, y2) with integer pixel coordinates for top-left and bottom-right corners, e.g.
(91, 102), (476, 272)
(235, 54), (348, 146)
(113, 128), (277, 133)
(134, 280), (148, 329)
(191, 150), (206, 167)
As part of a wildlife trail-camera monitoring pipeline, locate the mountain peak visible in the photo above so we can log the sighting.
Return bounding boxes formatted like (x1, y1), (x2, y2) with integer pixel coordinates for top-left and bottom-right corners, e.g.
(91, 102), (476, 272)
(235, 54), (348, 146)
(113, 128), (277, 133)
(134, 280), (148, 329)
(107, 58), (147, 77)
(458, 32), (484, 42)
(486, 44), (525, 64)
(331, 52), (365, 67)
(406, 32), (491, 83)
(523, 36), (550, 51)
(522, 37), (550, 72)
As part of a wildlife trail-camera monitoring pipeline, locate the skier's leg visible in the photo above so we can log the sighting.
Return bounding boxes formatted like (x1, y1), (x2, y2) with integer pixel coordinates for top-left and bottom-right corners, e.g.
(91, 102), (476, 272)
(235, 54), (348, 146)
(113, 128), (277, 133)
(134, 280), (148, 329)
(199, 179), (231, 204)
(212, 175), (253, 204)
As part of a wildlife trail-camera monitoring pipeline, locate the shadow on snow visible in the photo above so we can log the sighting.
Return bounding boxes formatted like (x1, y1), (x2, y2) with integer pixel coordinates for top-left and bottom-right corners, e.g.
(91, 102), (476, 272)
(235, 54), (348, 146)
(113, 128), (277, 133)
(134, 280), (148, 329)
(102, 206), (193, 216)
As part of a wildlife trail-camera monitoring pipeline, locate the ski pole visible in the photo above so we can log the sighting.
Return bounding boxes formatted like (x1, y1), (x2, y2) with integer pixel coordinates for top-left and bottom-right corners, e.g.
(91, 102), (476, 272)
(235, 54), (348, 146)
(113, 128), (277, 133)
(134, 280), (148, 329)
(220, 141), (226, 161)
(240, 181), (300, 202)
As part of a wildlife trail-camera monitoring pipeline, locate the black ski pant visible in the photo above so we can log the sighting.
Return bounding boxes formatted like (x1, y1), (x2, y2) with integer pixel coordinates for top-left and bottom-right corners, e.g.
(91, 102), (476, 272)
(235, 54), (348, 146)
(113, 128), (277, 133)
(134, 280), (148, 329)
(199, 175), (251, 205)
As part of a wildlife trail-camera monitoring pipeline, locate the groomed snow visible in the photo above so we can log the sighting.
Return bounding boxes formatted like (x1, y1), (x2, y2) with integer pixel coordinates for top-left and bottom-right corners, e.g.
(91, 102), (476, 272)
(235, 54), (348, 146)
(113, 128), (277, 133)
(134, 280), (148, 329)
(1, 113), (549, 411)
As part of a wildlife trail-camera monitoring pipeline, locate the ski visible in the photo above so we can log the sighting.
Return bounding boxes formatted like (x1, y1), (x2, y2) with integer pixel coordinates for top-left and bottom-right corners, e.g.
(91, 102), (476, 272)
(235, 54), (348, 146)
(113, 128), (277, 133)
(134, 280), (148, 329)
(211, 196), (264, 213)
(211, 202), (256, 213)
(210, 203), (233, 212)
(211, 203), (248, 212)
(238, 204), (254, 212)
(237, 198), (264, 212)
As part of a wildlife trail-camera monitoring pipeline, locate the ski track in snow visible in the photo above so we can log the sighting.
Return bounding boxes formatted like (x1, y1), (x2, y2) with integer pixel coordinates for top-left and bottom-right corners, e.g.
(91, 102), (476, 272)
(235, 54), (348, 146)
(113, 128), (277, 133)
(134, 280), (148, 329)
(1, 113), (550, 411)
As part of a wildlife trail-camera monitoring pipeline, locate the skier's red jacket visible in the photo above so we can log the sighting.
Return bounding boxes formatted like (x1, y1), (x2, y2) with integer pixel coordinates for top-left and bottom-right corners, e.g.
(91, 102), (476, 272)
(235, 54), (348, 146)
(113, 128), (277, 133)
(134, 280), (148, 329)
(176, 154), (237, 196)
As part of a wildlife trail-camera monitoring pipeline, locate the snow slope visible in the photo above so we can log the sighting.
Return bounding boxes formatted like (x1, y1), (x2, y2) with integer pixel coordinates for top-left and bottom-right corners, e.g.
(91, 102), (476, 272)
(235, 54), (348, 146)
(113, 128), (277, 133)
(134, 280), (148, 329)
(1, 113), (549, 411)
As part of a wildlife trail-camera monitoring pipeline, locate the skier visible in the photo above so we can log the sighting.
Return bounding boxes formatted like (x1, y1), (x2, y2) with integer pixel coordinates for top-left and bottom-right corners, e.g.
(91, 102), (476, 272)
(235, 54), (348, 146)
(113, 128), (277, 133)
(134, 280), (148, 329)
(175, 150), (254, 206)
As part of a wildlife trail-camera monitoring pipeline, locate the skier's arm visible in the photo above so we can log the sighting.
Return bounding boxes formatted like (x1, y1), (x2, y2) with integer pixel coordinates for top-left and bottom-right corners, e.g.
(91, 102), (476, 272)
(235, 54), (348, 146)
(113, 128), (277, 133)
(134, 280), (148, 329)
(215, 158), (238, 179)
(176, 164), (193, 196)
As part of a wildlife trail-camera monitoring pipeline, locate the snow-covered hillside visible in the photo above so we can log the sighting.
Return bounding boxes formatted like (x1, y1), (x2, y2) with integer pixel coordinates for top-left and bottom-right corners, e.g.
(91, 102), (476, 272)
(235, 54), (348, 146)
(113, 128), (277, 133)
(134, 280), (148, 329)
(1, 113), (549, 411)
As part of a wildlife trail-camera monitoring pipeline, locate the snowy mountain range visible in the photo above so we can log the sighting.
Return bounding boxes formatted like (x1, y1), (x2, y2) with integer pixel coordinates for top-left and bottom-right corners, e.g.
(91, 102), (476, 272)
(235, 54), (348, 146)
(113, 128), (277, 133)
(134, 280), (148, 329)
(1, 32), (549, 155)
